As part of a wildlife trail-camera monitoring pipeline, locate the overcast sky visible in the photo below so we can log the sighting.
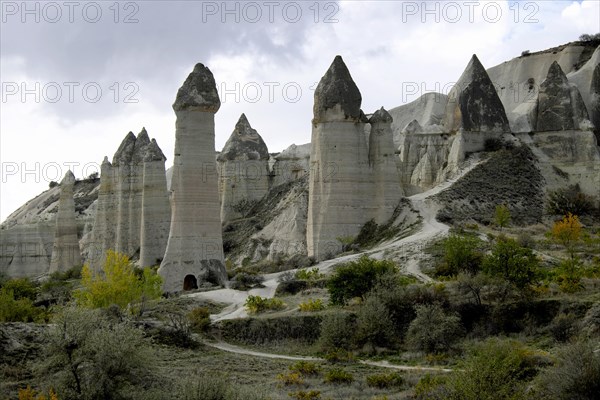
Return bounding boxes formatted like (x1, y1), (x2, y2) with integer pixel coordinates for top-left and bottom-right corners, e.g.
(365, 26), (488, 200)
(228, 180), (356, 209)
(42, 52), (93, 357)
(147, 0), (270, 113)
(1, 0), (598, 222)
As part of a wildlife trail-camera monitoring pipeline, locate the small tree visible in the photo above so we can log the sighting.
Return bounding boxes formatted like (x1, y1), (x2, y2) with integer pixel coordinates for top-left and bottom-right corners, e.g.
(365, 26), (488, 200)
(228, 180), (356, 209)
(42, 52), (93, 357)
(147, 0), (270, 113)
(327, 256), (396, 305)
(483, 238), (539, 289)
(494, 204), (511, 231)
(74, 250), (162, 311)
(551, 213), (582, 261)
(406, 304), (464, 353)
(440, 234), (483, 276)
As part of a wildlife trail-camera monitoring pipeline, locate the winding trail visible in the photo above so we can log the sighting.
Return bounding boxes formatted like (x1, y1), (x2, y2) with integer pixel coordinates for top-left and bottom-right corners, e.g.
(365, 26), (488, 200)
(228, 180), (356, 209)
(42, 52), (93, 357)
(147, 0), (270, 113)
(189, 157), (482, 323)
(204, 340), (453, 373)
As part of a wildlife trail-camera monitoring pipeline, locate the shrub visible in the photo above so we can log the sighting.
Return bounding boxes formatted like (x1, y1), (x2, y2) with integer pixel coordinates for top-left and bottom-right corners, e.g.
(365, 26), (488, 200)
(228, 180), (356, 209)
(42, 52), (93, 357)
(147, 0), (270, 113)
(178, 374), (266, 400)
(438, 234), (483, 276)
(406, 304), (464, 353)
(327, 256), (396, 305)
(74, 250), (162, 311)
(1, 278), (37, 301)
(534, 339), (600, 399)
(443, 338), (540, 399)
(188, 307), (211, 333)
(413, 374), (449, 400)
(217, 315), (322, 345)
(580, 302), (600, 337)
(299, 299), (325, 312)
(289, 361), (321, 376)
(295, 268), (325, 281)
(244, 295), (285, 314)
(355, 295), (395, 348)
(45, 307), (152, 399)
(323, 368), (353, 384)
(547, 312), (577, 342)
(484, 137), (504, 152)
(483, 237), (539, 289)
(277, 371), (305, 386)
(0, 288), (43, 322)
(323, 349), (355, 364)
(547, 185), (595, 216)
(319, 313), (356, 351)
(366, 372), (404, 389)
(230, 272), (264, 290)
(288, 390), (321, 400)
(17, 387), (58, 400)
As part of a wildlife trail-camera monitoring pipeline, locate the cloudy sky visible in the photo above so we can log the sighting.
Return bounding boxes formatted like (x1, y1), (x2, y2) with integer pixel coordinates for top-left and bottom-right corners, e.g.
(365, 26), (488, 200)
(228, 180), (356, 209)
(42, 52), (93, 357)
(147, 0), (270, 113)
(1, 0), (598, 222)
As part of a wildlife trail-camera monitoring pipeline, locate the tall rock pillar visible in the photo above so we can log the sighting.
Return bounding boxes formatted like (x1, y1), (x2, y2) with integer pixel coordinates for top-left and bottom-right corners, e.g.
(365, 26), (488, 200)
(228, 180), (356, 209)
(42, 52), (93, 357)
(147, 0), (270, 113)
(49, 171), (81, 273)
(307, 55), (372, 261)
(158, 63), (227, 292)
(139, 139), (171, 268)
(218, 113), (270, 223)
(369, 107), (403, 224)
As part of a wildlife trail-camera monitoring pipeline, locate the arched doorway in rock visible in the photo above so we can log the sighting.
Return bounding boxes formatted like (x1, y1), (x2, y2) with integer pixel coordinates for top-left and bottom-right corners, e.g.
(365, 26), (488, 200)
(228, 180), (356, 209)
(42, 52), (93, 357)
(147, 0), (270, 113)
(183, 275), (198, 291)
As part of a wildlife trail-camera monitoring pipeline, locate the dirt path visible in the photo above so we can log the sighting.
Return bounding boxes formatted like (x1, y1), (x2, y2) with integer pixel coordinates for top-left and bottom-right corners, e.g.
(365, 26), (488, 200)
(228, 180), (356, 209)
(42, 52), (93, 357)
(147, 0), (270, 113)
(189, 157), (482, 322)
(204, 340), (453, 372)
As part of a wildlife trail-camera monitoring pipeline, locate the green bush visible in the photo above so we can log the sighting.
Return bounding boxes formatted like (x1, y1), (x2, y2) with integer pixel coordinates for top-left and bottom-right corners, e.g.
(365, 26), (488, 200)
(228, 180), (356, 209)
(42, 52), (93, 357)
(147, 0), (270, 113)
(406, 304), (464, 353)
(288, 390), (321, 400)
(178, 374), (267, 400)
(230, 272), (264, 290)
(443, 338), (541, 399)
(0, 288), (43, 322)
(366, 372), (404, 389)
(413, 374), (449, 400)
(323, 368), (353, 384)
(188, 307), (211, 333)
(299, 299), (325, 312)
(323, 349), (355, 364)
(327, 256), (396, 305)
(355, 295), (395, 348)
(437, 234), (484, 276)
(217, 315), (322, 345)
(244, 295), (285, 313)
(45, 307), (152, 399)
(547, 312), (577, 342)
(534, 339), (600, 399)
(483, 237), (540, 289)
(319, 313), (356, 351)
(289, 361), (321, 376)
(1, 277), (37, 300)
(546, 184), (596, 216)
(295, 268), (325, 281)
(580, 302), (600, 337)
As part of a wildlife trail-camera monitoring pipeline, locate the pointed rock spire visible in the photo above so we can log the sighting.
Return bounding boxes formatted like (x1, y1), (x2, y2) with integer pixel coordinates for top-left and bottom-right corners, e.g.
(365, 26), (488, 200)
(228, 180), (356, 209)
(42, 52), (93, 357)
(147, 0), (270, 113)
(444, 54), (510, 133)
(369, 107), (393, 124)
(112, 131), (137, 166)
(173, 63), (221, 112)
(402, 119), (423, 134)
(536, 61), (589, 131)
(313, 55), (362, 122)
(218, 113), (269, 161)
(589, 63), (600, 133)
(49, 170), (81, 273)
(61, 170), (76, 186)
(144, 139), (167, 162)
(132, 127), (151, 165)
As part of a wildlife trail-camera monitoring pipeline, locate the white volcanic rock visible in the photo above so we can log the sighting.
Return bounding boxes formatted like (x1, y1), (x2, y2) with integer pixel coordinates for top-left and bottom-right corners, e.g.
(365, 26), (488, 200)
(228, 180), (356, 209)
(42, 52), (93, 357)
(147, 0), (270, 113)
(566, 46), (600, 120)
(307, 56), (374, 261)
(369, 107), (403, 223)
(443, 55), (510, 134)
(139, 139), (171, 268)
(87, 157), (116, 272)
(218, 114), (270, 223)
(0, 224), (54, 278)
(535, 62), (590, 131)
(389, 93), (448, 144)
(590, 63), (600, 135)
(159, 63), (228, 292)
(49, 171), (81, 273)
(271, 143), (311, 187)
(487, 43), (597, 132)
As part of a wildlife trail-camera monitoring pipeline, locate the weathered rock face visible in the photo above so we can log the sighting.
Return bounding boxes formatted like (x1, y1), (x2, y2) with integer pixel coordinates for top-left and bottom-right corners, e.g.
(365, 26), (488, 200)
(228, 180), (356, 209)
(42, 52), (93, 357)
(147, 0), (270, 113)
(270, 143), (311, 187)
(389, 93), (448, 144)
(49, 171), (81, 273)
(218, 114), (270, 223)
(589, 63), (600, 139)
(139, 139), (170, 268)
(536, 62), (590, 131)
(307, 56), (374, 261)
(369, 107), (403, 223)
(487, 42), (598, 133)
(159, 63), (228, 292)
(444, 55), (510, 133)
